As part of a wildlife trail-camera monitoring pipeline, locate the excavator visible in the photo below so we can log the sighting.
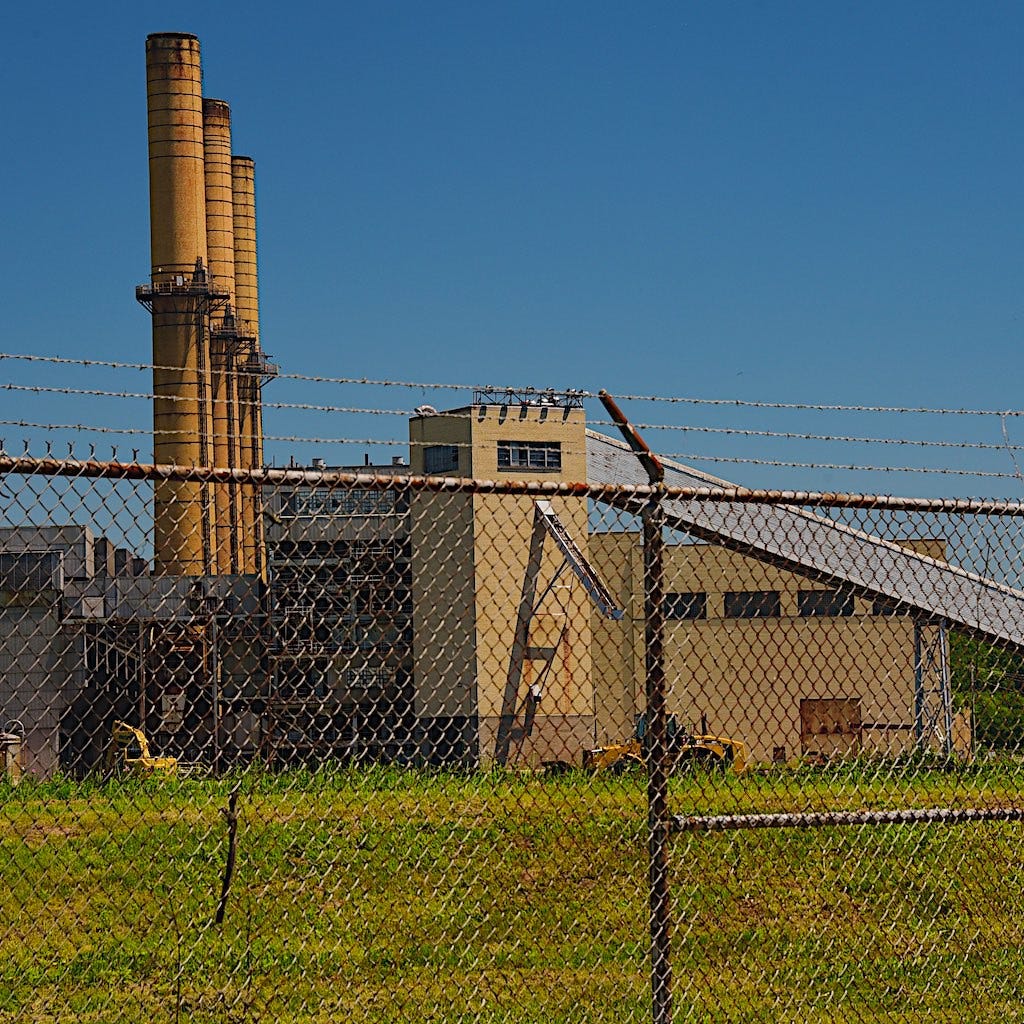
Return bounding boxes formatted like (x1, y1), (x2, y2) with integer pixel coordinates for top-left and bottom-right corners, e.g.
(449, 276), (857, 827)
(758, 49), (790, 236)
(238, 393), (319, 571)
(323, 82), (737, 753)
(104, 721), (180, 777)
(583, 712), (748, 774)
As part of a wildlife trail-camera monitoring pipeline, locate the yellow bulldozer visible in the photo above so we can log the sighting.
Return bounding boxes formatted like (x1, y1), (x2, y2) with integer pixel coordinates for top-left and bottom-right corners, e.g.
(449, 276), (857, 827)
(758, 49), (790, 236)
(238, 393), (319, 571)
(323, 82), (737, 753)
(583, 713), (747, 774)
(104, 720), (180, 777)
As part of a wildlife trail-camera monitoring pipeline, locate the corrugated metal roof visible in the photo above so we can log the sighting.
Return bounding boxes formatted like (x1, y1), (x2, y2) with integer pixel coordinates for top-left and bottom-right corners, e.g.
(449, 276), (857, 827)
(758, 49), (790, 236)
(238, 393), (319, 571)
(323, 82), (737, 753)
(586, 429), (1024, 650)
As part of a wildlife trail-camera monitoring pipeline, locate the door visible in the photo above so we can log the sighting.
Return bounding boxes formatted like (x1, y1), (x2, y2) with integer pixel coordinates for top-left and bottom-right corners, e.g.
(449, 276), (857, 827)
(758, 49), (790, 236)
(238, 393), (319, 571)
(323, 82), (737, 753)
(800, 698), (862, 759)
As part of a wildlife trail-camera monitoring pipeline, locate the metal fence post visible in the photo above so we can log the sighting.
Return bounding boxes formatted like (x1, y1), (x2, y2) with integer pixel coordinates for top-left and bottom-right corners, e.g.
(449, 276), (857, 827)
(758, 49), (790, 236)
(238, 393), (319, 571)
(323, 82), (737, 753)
(599, 391), (673, 1024)
(642, 484), (673, 1024)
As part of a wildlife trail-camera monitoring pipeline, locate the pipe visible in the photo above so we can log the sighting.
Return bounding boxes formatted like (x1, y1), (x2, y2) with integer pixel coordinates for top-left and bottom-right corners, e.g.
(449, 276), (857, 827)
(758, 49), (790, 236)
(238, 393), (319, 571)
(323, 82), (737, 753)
(203, 98), (241, 574)
(145, 32), (213, 575)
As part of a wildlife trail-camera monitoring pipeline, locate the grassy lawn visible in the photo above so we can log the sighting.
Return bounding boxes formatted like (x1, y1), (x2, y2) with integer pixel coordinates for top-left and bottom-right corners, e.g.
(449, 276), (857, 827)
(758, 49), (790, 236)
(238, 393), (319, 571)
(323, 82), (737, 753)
(1, 764), (1023, 1022)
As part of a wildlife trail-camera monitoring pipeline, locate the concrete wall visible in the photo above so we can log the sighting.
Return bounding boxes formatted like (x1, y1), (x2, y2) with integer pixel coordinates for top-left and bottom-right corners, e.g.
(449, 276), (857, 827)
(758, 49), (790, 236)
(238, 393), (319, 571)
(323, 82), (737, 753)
(0, 602), (85, 778)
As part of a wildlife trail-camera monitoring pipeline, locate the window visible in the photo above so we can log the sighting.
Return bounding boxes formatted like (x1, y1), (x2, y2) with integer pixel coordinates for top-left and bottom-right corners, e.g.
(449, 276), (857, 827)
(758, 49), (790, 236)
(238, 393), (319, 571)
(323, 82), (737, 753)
(724, 590), (781, 619)
(424, 445), (459, 474)
(664, 592), (707, 620)
(496, 440), (562, 471)
(346, 667), (392, 690)
(282, 487), (397, 517)
(798, 589), (854, 617)
(872, 598), (910, 617)
(0, 551), (63, 592)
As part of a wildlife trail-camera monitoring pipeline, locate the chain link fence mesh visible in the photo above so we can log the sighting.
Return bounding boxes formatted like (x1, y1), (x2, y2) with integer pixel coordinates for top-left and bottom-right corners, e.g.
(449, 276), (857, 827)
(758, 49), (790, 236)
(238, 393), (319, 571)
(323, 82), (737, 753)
(2, 457), (1024, 1021)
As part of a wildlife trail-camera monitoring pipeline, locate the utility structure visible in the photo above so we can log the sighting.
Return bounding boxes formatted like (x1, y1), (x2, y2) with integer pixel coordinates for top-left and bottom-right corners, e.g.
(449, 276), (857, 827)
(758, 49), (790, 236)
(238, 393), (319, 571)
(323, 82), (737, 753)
(495, 499), (623, 765)
(137, 33), (274, 577)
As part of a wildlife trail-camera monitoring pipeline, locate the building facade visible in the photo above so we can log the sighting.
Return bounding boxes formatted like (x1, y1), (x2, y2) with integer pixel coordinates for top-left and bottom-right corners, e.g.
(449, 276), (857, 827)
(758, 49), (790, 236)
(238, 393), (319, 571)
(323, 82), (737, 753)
(590, 534), (951, 764)
(263, 460), (414, 764)
(410, 392), (602, 766)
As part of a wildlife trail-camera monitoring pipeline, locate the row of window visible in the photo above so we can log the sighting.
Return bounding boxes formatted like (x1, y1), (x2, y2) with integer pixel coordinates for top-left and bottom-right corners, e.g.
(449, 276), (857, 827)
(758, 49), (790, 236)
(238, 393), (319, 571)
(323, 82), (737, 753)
(497, 440), (562, 471)
(281, 488), (402, 518)
(665, 589), (910, 621)
(422, 440), (565, 474)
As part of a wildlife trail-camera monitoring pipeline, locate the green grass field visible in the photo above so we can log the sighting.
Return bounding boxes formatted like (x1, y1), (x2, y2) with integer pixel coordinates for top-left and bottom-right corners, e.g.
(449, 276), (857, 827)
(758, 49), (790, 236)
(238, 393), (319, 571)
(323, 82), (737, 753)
(2, 764), (1024, 1023)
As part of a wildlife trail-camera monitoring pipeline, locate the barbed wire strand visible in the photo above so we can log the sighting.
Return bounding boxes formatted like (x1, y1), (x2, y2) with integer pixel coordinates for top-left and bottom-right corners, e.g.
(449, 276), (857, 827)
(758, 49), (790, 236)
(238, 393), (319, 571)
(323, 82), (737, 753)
(0, 432), (1021, 479)
(3, 413), (1023, 455)
(3, 351), (1024, 418)
(6, 383), (1024, 459)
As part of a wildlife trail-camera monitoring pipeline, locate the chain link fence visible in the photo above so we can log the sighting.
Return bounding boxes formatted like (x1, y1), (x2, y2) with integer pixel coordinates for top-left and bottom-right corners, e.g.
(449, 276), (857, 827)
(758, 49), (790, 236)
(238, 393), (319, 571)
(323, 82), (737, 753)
(3, 454), (1024, 1022)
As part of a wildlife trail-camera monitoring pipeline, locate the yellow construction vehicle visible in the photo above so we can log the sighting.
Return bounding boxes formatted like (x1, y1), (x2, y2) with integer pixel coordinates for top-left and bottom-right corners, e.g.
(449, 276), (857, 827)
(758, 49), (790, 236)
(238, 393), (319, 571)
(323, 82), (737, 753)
(104, 720), (179, 777)
(583, 713), (748, 774)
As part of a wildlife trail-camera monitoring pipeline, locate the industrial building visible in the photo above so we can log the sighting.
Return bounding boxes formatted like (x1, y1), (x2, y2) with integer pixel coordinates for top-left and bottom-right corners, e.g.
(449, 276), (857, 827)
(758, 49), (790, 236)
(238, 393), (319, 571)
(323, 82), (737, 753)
(0, 32), (277, 778)
(0, 526), (260, 776)
(406, 395), (975, 768)
(263, 459), (414, 764)
(589, 533), (960, 764)
(409, 391), (605, 765)
(0, 32), (1012, 778)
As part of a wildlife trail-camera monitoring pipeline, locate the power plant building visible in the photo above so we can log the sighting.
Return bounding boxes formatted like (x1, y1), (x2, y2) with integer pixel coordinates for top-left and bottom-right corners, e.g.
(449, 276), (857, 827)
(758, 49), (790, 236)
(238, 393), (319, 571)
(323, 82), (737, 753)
(406, 397), (965, 767)
(0, 31), (989, 779)
(589, 533), (957, 764)
(409, 394), (603, 765)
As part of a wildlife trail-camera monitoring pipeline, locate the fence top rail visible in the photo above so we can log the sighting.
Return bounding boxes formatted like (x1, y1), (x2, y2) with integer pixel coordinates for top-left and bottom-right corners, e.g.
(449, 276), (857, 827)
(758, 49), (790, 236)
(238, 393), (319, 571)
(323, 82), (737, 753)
(4, 453), (1024, 515)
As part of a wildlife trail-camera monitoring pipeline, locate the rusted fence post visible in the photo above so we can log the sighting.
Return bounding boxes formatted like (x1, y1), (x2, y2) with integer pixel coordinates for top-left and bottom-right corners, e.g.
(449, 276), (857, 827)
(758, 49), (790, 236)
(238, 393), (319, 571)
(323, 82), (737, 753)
(599, 391), (673, 1024)
(642, 484), (672, 1024)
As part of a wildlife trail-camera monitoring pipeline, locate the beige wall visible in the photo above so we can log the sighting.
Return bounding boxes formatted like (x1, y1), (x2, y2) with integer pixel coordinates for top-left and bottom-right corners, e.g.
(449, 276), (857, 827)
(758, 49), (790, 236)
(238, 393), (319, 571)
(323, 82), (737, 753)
(590, 534), (928, 764)
(410, 403), (595, 765)
(409, 406), (940, 768)
(411, 491), (477, 719)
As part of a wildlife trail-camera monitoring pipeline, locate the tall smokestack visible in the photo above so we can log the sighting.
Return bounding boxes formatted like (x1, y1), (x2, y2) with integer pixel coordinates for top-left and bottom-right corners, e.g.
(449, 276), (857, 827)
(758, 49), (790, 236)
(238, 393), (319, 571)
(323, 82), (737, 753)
(232, 155), (265, 576)
(203, 98), (242, 574)
(142, 32), (217, 575)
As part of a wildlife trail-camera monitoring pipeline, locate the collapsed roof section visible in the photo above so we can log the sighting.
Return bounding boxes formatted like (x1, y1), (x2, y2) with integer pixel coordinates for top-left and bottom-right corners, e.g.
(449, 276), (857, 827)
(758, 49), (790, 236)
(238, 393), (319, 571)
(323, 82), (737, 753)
(585, 429), (1024, 651)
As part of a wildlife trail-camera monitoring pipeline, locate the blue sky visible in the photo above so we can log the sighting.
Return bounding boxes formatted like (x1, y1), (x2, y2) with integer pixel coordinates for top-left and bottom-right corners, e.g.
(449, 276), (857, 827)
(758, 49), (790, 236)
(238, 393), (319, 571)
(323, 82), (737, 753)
(2, 2), (1023, 495)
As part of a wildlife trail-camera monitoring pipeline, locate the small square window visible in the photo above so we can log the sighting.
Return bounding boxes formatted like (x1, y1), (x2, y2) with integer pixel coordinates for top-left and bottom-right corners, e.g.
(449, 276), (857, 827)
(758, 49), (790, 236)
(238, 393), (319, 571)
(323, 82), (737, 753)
(424, 445), (460, 474)
(724, 591), (781, 619)
(798, 590), (854, 617)
(664, 592), (707, 620)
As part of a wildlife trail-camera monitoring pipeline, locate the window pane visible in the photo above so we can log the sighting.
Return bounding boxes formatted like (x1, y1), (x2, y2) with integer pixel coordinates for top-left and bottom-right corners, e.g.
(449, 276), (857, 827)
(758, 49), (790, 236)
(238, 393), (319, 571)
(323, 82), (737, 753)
(424, 445), (459, 474)
(798, 590), (854, 617)
(664, 592), (707, 620)
(496, 440), (562, 471)
(724, 590), (781, 618)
